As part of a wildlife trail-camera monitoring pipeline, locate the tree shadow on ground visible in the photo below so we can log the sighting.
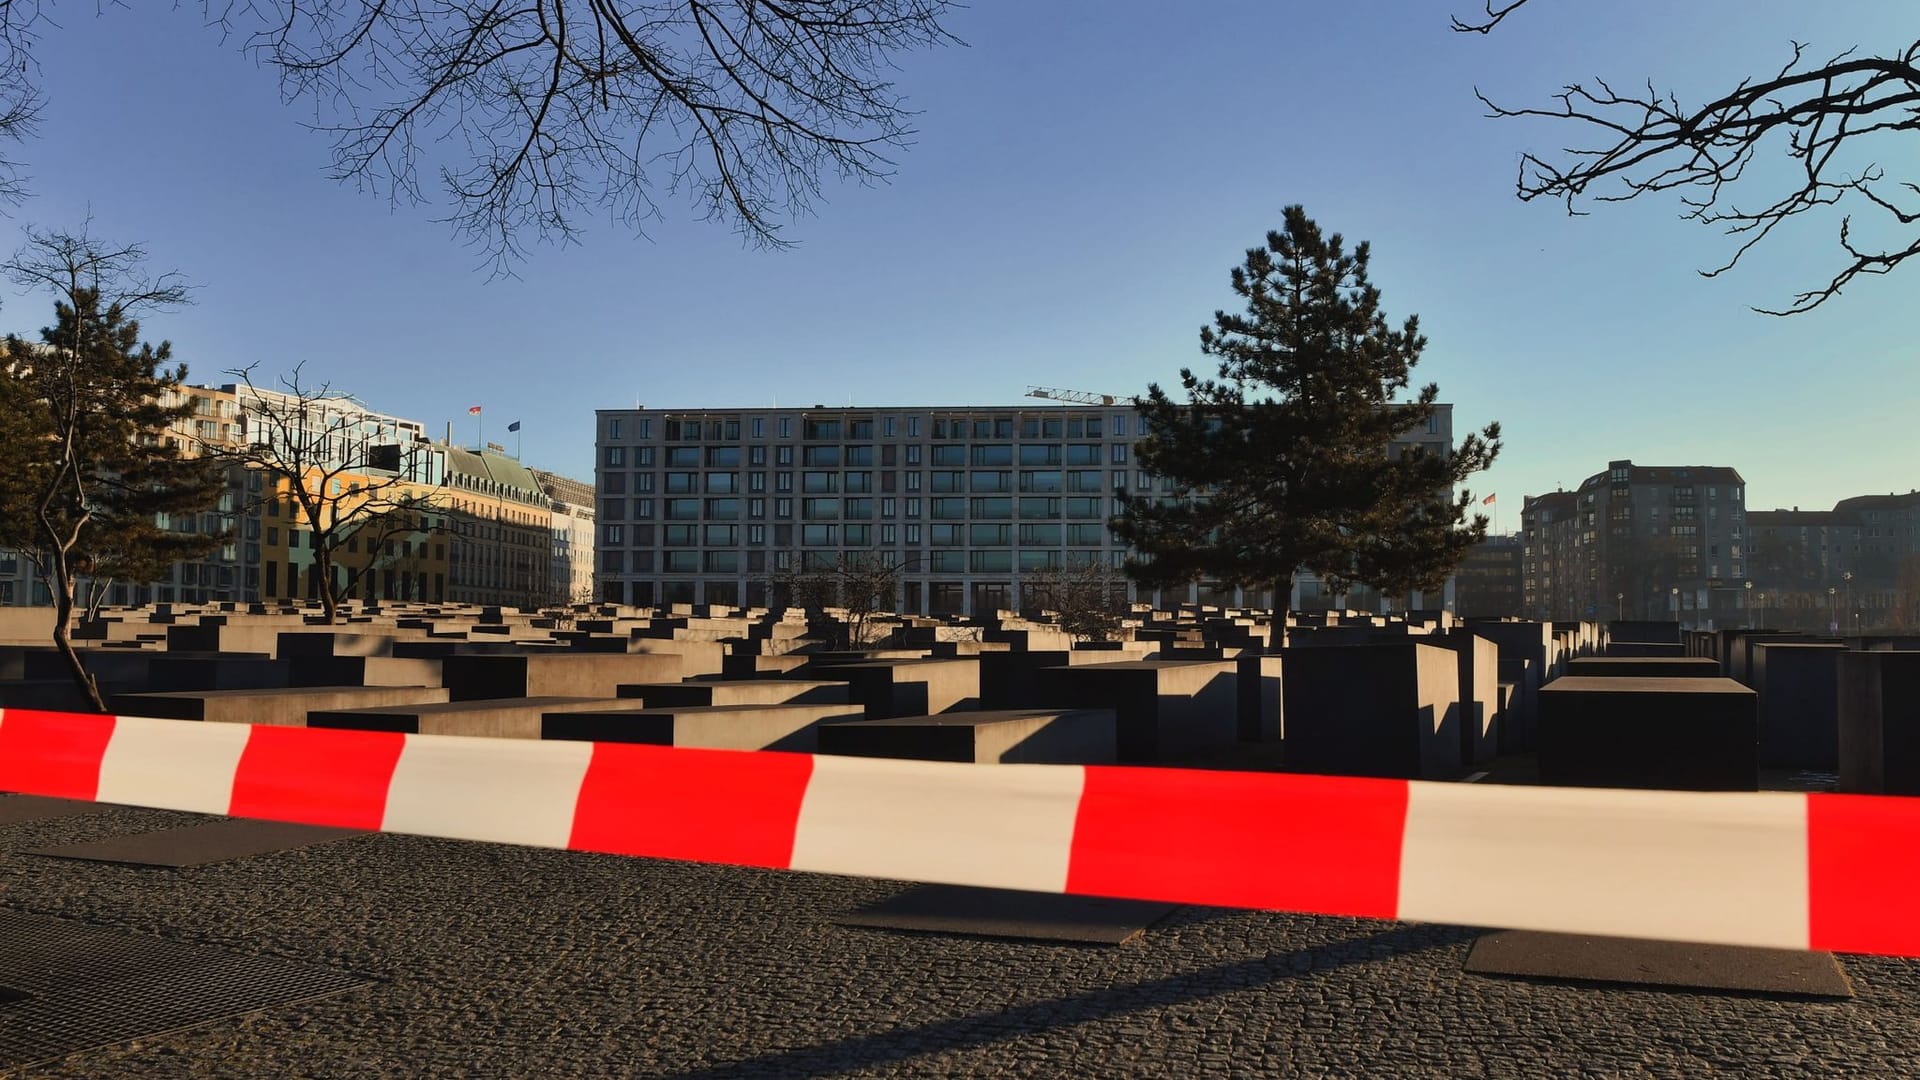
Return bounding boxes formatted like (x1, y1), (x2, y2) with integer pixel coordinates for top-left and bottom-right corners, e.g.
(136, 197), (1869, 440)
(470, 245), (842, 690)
(657, 920), (1475, 1079)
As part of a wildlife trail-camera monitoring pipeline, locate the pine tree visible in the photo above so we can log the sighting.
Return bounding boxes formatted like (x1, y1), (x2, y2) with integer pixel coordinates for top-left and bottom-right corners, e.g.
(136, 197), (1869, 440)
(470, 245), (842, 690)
(1112, 206), (1500, 616)
(0, 246), (225, 711)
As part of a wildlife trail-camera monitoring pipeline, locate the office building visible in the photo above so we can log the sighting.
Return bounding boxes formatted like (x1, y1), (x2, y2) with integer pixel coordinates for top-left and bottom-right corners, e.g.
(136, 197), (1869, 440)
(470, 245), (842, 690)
(593, 403), (1457, 616)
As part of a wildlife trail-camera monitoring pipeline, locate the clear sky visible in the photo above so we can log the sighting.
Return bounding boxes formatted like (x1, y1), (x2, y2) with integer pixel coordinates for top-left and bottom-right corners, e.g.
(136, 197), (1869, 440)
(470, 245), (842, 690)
(3, 0), (1913, 521)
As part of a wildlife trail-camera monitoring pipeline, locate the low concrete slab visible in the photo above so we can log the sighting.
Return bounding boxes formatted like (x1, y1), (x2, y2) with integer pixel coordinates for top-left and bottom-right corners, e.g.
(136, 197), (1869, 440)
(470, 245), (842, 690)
(1465, 930), (1851, 998)
(618, 679), (849, 708)
(309, 697), (635, 739)
(836, 885), (1177, 946)
(112, 685), (451, 727)
(541, 702), (864, 751)
(440, 652), (684, 701)
(25, 820), (362, 868)
(1565, 656), (1722, 678)
(816, 709), (1117, 764)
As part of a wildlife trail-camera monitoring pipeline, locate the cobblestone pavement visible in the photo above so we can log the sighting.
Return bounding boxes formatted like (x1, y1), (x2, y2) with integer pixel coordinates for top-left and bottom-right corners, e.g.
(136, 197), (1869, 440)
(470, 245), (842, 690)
(3, 802), (1918, 1078)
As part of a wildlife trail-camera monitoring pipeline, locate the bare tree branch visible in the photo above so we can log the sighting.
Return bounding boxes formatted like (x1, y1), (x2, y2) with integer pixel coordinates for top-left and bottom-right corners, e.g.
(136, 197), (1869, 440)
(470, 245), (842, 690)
(1460, 1), (1920, 314)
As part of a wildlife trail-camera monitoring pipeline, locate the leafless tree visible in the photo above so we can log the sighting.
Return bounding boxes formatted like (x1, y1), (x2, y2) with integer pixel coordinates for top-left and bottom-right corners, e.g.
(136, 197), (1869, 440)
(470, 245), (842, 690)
(767, 546), (902, 648)
(189, 0), (957, 270)
(1020, 558), (1128, 643)
(206, 362), (449, 622)
(1456, 0), (1920, 313)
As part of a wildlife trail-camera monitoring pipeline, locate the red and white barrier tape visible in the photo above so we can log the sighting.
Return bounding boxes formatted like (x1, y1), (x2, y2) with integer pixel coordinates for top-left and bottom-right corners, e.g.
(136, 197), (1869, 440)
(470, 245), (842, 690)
(2, 707), (1916, 957)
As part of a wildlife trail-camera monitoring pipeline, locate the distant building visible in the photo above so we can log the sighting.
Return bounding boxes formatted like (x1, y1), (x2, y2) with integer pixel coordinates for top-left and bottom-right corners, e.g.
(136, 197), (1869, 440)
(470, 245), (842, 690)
(592, 403), (1459, 615)
(533, 469), (597, 604)
(444, 446), (553, 606)
(1748, 490), (1920, 632)
(1454, 534), (1523, 618)
(1523, 460), (1748, 626)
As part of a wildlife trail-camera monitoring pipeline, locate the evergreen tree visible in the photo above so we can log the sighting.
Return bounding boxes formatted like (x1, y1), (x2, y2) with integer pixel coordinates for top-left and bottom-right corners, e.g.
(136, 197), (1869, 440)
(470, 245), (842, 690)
(0, 231), (225, 711)
(1112, 206), (1500, 615)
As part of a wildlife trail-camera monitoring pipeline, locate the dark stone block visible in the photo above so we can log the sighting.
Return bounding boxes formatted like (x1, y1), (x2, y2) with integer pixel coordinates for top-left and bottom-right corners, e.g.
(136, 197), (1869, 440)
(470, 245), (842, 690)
(1601, 642), (1687, 659)
(1751, 642), (1847, 770)
(1539, 676), (1757, 791)
(1032, 660), (1237, 763)
(1566, 657), (1721, 678)
(1280, 643), (1462, 780)
(815, 709), (1116, 764)
(1838, 650), (1920, 794)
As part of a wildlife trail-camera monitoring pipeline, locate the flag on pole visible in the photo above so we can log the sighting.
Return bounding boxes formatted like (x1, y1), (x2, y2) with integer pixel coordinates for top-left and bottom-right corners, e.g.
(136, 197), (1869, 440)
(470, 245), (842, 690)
(1482, 493), (1497, 505)
(468, 405), (483, 415)
(507, 421), (521, 432)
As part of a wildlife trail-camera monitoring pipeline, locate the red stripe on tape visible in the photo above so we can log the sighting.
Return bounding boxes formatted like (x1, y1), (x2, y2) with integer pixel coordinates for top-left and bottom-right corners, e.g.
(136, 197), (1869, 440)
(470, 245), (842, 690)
(229, 725), (406, 829)
(1807, 792), (1920, 955)
(570, 743), (812, 869)
(1066, 767), (1409, 918)
(0, 709), (116, 801)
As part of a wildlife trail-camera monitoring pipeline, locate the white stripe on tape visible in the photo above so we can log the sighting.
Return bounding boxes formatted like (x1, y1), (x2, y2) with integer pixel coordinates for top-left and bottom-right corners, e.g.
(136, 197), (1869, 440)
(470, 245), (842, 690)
(382, 734), (594, 849)
(96, 714), (252, 816)
(790, 755), (1085, 893)
(1396, 781), (1809, 949)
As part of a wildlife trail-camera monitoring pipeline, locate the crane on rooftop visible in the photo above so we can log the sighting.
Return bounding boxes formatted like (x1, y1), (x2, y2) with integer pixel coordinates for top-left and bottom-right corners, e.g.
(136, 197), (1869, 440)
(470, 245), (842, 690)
(1024, 385), (1123, 407)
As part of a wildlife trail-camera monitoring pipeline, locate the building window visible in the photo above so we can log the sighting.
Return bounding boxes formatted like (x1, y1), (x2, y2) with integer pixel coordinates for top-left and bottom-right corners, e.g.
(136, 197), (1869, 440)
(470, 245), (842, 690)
(604, 446), (625, 466)
(1111, 443), (1128, 464)
(779, 417), (793, 438)
(1112, 414), (1128, 437)
(603, 524), (624, 545)
(752, 417), (765, 439)
(607, 418), (623, 440)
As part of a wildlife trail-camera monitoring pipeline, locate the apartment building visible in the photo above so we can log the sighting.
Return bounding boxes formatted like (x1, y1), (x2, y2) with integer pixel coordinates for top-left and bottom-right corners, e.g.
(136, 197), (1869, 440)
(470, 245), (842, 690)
(593, 403), (1457, 617)
(534, 469), (598, 603)
(444, 447), (553, 605)
(1748, 489), (1920, 632)
(1522, 460), (1747, 625)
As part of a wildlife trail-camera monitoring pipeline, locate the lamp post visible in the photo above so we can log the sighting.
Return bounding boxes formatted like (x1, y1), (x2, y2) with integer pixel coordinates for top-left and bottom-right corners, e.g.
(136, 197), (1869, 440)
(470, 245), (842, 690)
(1672, 586), (1681, 629)
(1757, 592), (1766, 630)
(1616, 591), (1624, 622)
(1829, 585), (1838, 636)
(1844, 569), (1856, 637)
(1745, 579), (1753, 628)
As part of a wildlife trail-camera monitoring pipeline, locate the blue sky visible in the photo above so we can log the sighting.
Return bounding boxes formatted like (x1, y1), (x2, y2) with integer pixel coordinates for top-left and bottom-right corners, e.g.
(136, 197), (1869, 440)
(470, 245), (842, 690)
(3, 0), (1914, 521)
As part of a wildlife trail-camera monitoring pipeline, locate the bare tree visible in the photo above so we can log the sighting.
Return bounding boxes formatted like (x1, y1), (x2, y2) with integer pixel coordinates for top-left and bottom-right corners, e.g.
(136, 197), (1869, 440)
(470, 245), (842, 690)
(1020, 558), (1128, 643)
(1457, 1), (1920, 313)
(206, 362), (448, 623)
(0, 226), (223, 712)
(766, 546), (902, 649)
(203, 0), (957, 269)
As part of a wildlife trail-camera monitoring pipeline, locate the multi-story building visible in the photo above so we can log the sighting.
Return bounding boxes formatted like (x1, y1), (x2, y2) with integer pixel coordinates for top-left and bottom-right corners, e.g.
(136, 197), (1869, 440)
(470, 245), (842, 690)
(1455, 534), (1523, 618)
(533, 469), (597, 604)
(444, 447), (553, 606)
(593, 403), (1458, 616)
(1522, 460), (1747, 625)
(1748, 490), (1920, 632)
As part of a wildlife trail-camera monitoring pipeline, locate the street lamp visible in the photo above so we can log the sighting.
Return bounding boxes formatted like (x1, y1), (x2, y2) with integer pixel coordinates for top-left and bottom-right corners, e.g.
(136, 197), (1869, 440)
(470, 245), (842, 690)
(1745, 580), (1753, 628)
(1844, 569), (1856, 637)
(1757, 592), (1766, 630)
(1672, 586), (1681, 629)
(1616, 591), (1623, 622)
(1829, 585), (1838, 636)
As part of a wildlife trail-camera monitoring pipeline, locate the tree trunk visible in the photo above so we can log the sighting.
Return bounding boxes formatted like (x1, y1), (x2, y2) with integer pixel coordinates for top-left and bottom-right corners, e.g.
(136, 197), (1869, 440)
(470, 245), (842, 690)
(50, 552), (107, 713)
(315, 546), (340, 623)
(1271, 571), (1294, 651)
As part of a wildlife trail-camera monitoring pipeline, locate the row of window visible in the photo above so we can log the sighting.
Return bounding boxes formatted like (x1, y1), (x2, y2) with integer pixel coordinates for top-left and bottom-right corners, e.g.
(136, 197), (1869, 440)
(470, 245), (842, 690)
(603, 442), (1134, 469)
(604, 548), (1127, 575)
(598, 494), (1126, 528)
(603, 415), (1134, 443)
(600, 521), (1115, 547)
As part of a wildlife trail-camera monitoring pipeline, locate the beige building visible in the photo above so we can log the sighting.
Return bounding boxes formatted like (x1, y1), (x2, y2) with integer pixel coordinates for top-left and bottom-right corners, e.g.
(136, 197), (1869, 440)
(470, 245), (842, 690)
(534, 469), (597, 604)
